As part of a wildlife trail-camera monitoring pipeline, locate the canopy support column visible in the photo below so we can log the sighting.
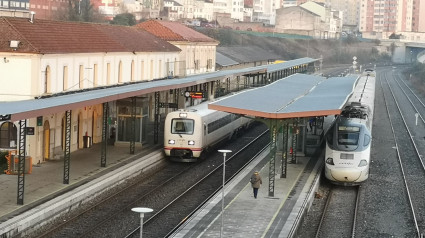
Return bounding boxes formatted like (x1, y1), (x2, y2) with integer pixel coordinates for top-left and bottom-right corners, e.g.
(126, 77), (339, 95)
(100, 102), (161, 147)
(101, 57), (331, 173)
(268, 119), (278, 197)
(291, 119), (298, 164)
(101, 102), (108, 167)
(280, 121), (289, 178)
(154, 92), (160, 144)
(130, 97), (136, 154)
(17, 119), (26, 205)
(64, 110), (71, 184)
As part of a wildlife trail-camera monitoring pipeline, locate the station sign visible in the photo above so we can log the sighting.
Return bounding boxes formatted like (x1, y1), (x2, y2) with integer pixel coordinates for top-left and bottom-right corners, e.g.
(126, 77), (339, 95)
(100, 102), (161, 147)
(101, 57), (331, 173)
(184, 91), (206, 99)
(26, 127), (35, 135)
(159, 103), (178, 108)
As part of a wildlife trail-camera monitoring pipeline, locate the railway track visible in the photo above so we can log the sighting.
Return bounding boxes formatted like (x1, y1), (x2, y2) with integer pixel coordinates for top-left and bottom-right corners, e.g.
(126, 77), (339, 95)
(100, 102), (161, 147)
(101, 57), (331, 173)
(34, 162), (195, 238)
(125, 128), (271, 238)
(381, 70), (425, 237)
(315, 185), (359, 238)
(32, 123), (270, 238)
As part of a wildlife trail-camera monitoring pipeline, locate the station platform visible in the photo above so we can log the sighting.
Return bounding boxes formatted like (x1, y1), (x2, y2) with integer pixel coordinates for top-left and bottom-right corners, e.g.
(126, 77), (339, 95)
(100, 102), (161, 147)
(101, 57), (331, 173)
(0, 142), (161, 221)
(171, 148), (323, 238)
(0, 130), (325, 238)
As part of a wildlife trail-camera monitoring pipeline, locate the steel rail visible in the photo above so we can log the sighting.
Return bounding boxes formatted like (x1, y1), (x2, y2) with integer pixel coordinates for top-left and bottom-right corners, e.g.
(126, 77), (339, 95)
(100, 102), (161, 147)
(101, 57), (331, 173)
(380, 71), (421, 237)
(124, 128), (270, 238)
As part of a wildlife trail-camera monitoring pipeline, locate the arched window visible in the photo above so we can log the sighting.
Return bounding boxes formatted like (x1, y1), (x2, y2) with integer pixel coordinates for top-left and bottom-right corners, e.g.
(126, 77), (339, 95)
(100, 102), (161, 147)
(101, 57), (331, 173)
(45, 66), (51, 94)
(0, 122), (17, 148)
(131, 60), (135, 81)
(106, 63), (111, 85)
(63, 66), (68, 91)
(93, 64), (98, 87)
(118, 61), (123, 83)
(150, 60), (154, 80)
(140, 61), (144, 80)
(79, 65), (84, 89)
(159, 60), (162, 78)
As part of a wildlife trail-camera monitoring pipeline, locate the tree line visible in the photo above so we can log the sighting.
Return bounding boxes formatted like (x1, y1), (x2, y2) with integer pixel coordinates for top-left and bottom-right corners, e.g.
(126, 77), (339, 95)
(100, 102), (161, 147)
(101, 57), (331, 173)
(53, 0), (138, 26)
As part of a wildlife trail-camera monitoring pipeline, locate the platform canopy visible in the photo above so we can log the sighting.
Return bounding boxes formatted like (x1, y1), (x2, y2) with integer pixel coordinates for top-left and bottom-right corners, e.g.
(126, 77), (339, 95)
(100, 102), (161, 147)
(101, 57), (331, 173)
(208, 73), (359, 119)
(0, 57), (317, 121)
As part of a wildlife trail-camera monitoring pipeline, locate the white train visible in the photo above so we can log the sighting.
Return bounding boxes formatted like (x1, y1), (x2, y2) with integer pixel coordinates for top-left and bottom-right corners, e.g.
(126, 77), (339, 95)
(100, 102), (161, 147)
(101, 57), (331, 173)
(324, 71), (376, 185)
(164, 101), (251, 161)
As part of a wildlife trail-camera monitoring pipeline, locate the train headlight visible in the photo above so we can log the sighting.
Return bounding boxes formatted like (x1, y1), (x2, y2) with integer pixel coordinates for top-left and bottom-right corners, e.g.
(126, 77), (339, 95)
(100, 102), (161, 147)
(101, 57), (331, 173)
(358, 159), (368, 167)
(188, 140), (195, 145)
(326, 157), (334, 165)
(168, 139), (175, 145)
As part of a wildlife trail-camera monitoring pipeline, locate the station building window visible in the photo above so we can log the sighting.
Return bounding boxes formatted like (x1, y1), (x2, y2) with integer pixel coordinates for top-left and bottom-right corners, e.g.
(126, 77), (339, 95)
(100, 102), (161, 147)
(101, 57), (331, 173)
(118, 61), (123, 83)
(0, 122), (17, 148)
(106, 63), (111, 85)
(140, 61), (144, 80)
(93, 64), (98, 87)
(44, 66), (51, 94)
(131, 60), (135, 82)
(79, 65), (84, 89)
(63, 66), (68, 91)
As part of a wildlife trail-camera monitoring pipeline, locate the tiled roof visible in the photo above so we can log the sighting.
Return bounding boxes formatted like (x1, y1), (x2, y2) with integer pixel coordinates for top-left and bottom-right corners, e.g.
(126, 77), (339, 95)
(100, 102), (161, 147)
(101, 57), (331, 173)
(134, 20), (218, 43)
(0, 17), (181, 54)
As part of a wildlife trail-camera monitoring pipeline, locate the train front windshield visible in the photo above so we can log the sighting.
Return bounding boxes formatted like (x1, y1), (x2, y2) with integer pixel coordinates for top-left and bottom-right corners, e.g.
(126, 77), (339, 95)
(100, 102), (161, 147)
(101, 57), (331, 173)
(337, 126), (360, 147)
(171, 119), (194, 134)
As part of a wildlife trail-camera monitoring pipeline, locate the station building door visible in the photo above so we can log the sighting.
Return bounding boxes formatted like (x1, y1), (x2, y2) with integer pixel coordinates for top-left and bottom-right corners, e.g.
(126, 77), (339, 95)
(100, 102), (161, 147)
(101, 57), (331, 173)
(43, 120), (50, 161)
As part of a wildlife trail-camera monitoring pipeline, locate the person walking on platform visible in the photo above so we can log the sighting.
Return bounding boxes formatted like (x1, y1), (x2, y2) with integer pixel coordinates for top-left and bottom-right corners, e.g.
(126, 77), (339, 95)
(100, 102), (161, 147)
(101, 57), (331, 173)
(250, 171), (262, 199)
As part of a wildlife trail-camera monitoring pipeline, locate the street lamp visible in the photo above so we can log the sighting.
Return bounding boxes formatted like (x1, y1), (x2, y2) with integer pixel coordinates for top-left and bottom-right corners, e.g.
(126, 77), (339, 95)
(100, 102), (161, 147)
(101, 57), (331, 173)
(131, 207), (153, 238)
(217, 149), (232, 238)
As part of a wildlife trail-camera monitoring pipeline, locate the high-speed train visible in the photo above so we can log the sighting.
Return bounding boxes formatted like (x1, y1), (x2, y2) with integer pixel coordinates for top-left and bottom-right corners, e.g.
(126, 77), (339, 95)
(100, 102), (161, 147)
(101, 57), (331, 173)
(324, 70), (376, 185)
(164, 101), (251, 161)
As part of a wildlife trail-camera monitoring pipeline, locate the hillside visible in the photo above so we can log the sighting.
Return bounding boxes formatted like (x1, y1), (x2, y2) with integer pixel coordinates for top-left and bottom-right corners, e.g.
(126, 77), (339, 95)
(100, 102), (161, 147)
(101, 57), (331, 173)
(199, 28), (389, 66)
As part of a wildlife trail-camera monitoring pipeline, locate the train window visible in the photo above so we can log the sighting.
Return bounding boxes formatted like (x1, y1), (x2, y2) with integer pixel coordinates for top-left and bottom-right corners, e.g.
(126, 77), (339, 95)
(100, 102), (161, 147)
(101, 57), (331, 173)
(337, 132), (359, 146)
(363, 134), (371, 146)
(171, 119), (194, 134)
(326, 131), (333, 145)
(338, 126), (360, 132)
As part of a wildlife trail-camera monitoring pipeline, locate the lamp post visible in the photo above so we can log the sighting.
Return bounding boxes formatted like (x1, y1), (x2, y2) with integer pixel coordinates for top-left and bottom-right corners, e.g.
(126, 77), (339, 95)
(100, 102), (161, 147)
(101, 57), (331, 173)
(218, 149), (232, 238)
(131, 207), (153, 238)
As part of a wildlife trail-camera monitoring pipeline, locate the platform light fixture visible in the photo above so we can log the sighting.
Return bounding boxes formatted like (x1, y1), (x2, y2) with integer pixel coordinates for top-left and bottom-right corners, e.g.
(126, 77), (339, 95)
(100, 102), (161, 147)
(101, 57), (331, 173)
(218, 149), (232, 238)
(131, 207), (153, 238)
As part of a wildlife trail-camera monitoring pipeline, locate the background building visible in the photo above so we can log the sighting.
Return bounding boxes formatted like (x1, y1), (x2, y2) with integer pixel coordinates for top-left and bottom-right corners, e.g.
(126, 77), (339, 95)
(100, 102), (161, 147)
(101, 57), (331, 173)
(135, 19), (219, 76)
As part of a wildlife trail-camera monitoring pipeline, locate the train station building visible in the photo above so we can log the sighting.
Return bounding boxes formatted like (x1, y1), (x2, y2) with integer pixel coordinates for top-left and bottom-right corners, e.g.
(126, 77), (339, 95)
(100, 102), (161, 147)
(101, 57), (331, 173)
(0, 14), (321, 208)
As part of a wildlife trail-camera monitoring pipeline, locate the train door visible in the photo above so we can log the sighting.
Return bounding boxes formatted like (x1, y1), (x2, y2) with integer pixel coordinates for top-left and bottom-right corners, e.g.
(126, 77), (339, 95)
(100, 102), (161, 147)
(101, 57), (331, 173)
(203, 123), (207, 147)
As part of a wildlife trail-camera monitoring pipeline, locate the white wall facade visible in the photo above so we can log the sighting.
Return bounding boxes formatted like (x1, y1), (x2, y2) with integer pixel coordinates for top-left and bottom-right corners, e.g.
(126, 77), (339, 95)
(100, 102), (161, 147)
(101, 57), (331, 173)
(173, 42), (217, 76)
(1, 50), (179, 163)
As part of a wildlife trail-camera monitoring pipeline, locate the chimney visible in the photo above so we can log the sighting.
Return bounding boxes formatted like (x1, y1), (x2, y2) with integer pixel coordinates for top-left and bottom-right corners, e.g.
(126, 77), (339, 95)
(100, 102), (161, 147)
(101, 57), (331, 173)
(29, 11), (35, 23)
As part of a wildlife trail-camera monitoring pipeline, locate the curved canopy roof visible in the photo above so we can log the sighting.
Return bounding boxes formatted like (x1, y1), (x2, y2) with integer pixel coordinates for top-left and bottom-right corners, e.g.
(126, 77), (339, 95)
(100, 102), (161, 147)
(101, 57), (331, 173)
(208, 74), (359, 119)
